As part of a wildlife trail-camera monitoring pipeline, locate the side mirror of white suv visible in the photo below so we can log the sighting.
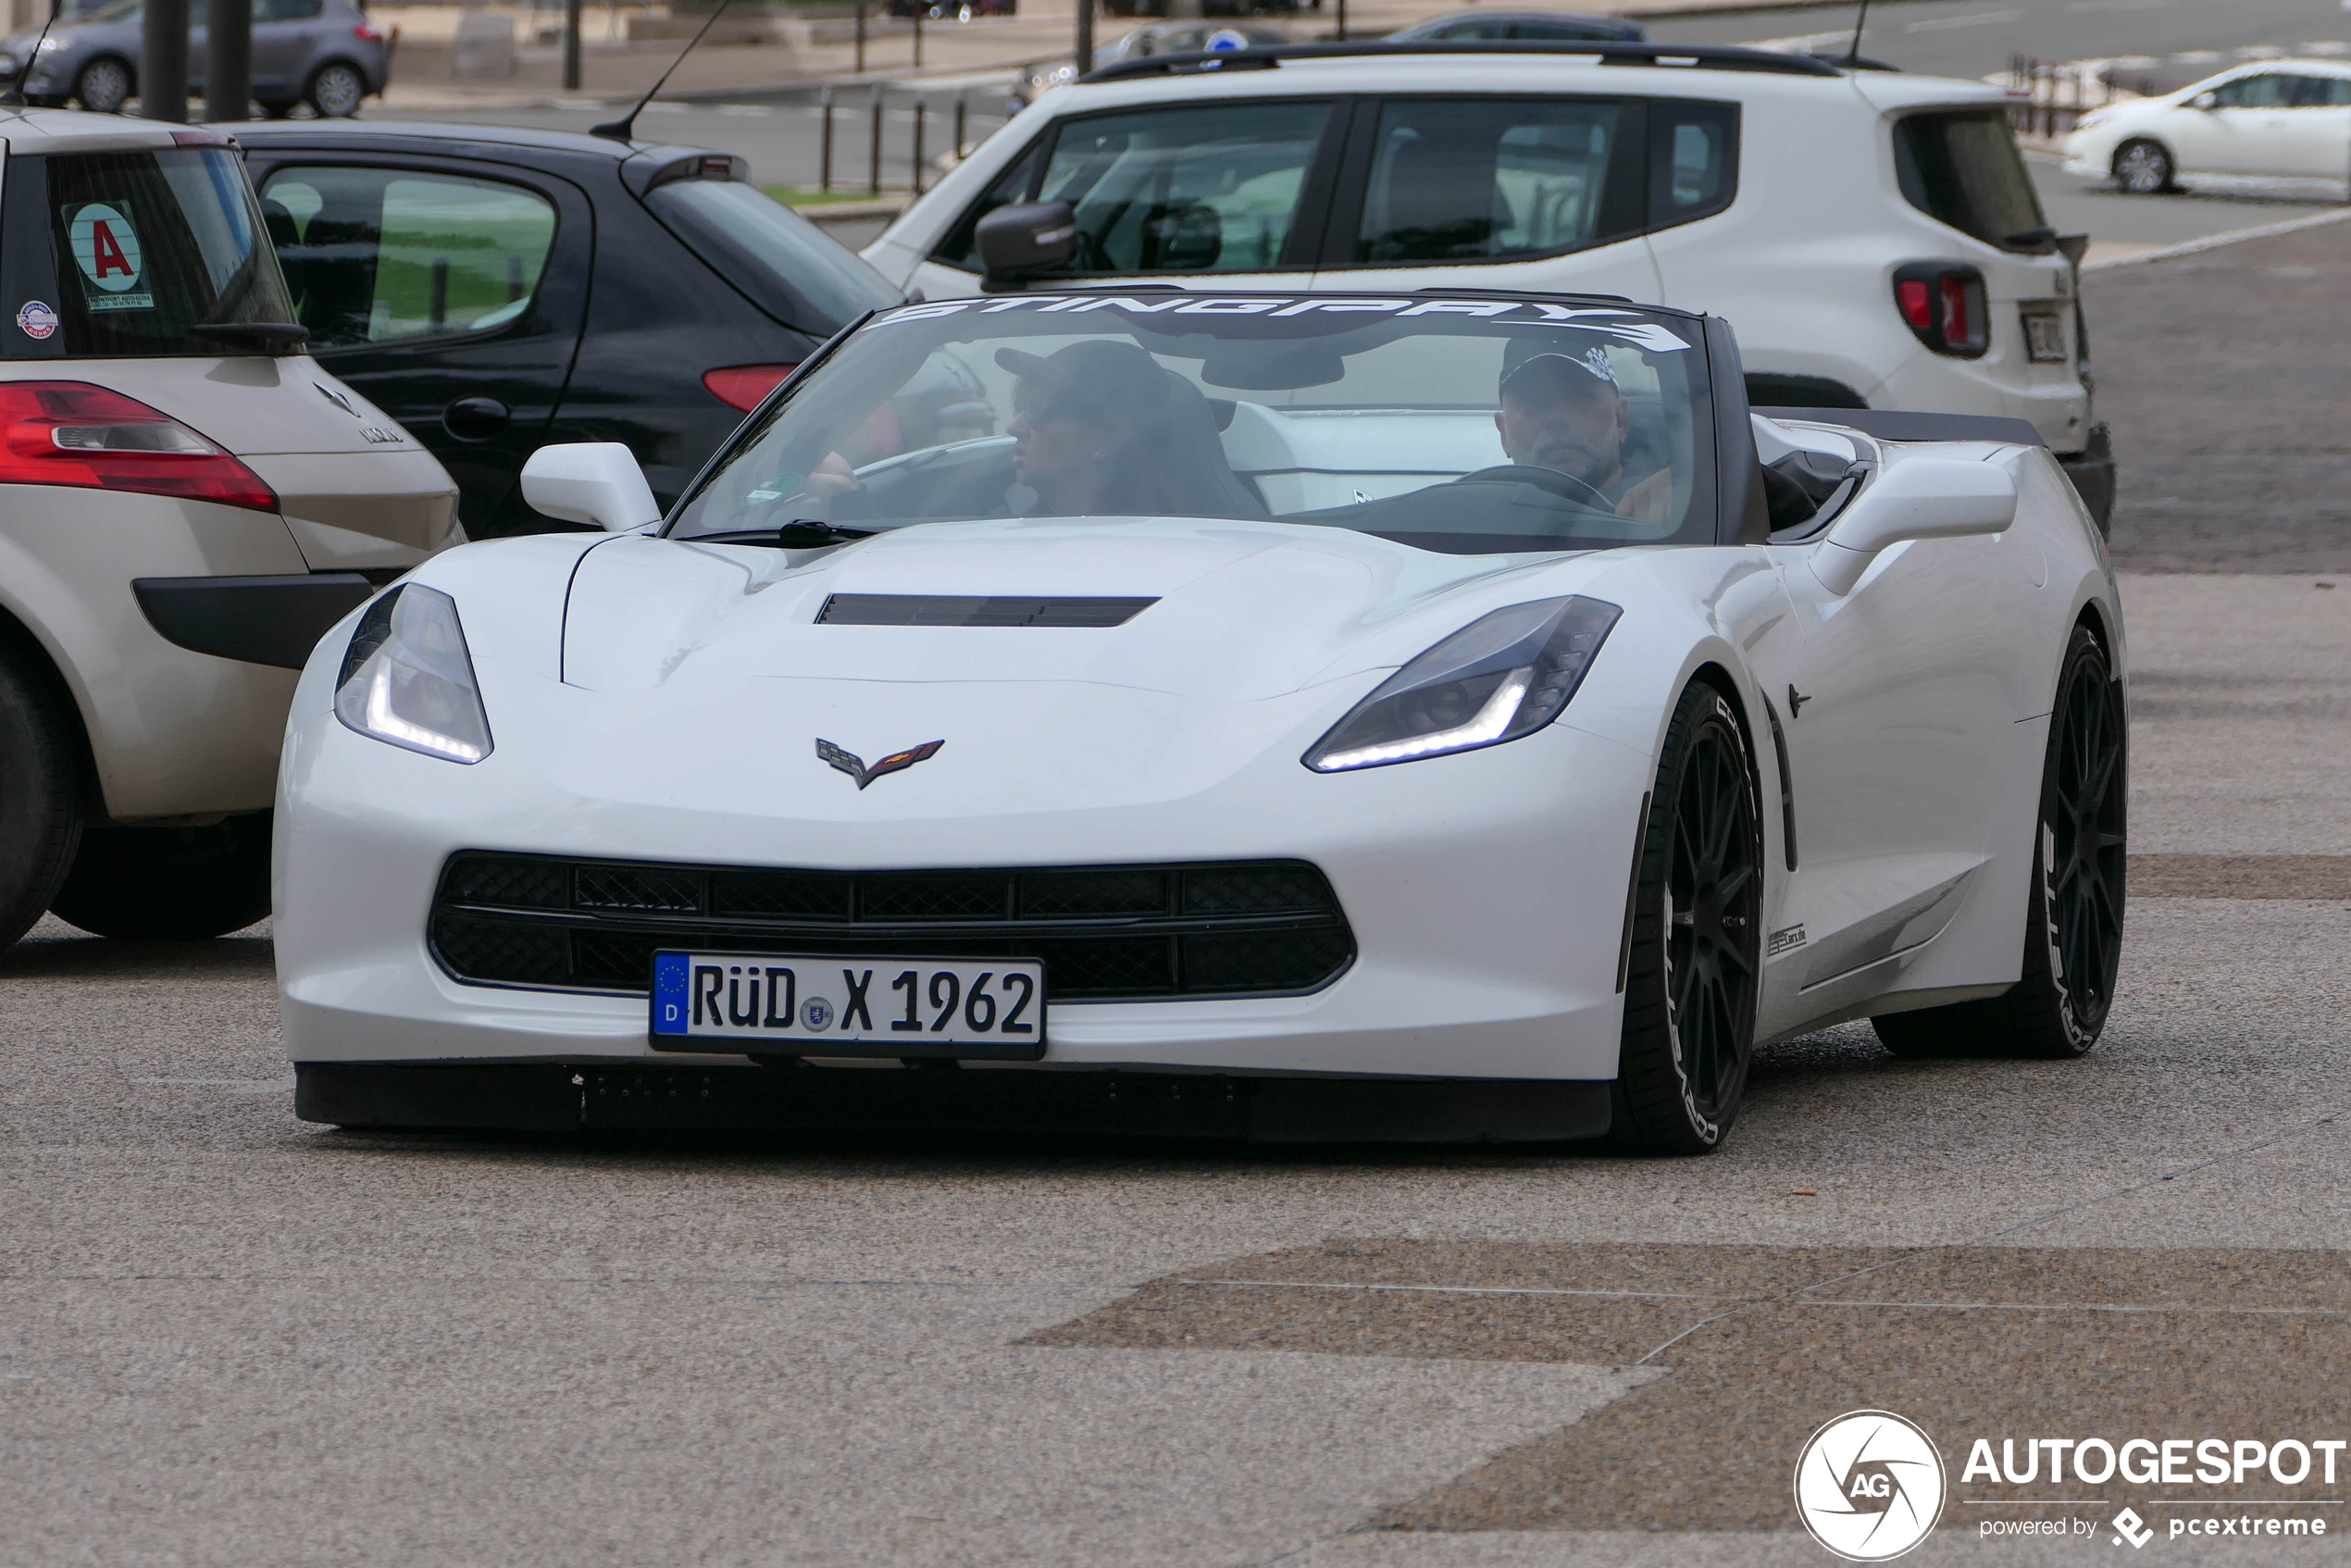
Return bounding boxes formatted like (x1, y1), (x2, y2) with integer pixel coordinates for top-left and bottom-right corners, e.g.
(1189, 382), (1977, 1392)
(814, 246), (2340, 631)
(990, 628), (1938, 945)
(1812, 458), (2016, 594)
(521, 443), (660, 532)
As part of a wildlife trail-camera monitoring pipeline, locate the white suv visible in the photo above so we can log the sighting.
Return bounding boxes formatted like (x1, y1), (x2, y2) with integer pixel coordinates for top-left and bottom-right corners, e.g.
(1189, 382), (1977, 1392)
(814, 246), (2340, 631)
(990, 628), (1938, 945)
(0, 112), (458, 950)
(865, 42), (2112, 522)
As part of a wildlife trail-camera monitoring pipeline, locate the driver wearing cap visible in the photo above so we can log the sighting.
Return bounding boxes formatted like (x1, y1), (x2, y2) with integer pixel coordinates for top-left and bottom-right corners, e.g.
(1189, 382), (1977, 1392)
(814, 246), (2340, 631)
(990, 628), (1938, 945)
(1496, 343), (1675, 527)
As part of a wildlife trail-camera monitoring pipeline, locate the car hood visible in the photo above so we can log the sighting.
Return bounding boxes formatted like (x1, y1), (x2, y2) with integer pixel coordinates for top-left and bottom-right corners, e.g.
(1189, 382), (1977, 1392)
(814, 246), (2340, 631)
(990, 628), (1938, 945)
(559, 516), (1588, 703)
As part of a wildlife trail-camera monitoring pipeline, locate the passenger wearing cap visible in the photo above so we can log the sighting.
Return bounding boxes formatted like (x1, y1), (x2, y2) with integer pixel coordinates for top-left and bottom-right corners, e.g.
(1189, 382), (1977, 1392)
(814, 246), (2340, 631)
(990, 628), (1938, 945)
(1496, 343), (1675, 528)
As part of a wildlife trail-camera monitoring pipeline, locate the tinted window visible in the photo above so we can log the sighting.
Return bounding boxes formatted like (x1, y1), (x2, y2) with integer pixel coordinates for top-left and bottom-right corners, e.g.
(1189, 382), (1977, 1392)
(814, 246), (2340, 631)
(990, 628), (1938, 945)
(643, 179), (902, 332)
(2208, 73), (2289, 108)
(2, 147), (296, 359)
(1351, 98), (1636, 264)
(255, 0), (323, 19)
(262, 167), (554, 348)
(2287, 74), (2351, 107)
(1891, 109), (2047, 252)
(1650, 100), (1737, 229)
(1035, 102), (1335, 274)
(930, 141), (1041, 271)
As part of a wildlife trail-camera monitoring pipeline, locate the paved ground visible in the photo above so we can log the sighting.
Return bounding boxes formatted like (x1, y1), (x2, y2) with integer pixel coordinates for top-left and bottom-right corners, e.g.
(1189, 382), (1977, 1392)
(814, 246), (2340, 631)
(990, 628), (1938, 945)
(9, 231), (2351, 1563)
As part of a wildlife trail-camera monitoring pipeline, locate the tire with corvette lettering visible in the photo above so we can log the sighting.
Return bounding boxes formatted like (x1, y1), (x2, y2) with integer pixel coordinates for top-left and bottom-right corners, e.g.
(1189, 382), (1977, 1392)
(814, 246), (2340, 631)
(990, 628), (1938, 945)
(0, 646), (85, 951)
(49, 812), (273, 940)
(1875, 625), (2124, 1059)
(1612, 681), (1763, 1154)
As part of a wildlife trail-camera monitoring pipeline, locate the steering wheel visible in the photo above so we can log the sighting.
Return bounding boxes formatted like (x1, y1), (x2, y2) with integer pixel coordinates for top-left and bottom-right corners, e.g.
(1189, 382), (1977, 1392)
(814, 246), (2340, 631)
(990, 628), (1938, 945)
(1455, 464), (1615, 512)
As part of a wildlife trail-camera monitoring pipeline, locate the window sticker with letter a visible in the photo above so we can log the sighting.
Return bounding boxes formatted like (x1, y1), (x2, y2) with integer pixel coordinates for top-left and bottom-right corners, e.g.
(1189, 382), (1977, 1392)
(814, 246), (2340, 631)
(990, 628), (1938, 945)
(66, 203), (152, 311)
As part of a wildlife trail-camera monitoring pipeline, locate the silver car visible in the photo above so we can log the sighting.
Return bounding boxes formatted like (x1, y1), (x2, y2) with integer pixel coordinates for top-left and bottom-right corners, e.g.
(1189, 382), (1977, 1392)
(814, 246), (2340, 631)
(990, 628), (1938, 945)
(0, 0), (389, 118)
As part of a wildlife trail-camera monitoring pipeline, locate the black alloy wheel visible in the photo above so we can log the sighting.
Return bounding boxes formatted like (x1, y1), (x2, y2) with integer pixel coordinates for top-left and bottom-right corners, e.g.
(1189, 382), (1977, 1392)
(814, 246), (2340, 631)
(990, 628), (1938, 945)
(2113, 140), (2175, 195)
(1615, 682), (1763, 1153)
(1877, 624), (2125, 1059)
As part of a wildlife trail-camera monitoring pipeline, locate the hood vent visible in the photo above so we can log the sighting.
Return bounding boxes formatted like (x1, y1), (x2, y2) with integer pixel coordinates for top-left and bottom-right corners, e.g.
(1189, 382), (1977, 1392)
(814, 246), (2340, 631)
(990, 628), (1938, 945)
(816, 594), (1158, 628)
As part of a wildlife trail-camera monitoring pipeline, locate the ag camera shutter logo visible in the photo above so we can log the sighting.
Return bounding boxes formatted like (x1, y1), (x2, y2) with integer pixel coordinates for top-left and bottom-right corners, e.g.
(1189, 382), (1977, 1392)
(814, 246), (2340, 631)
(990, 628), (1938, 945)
(1795, 1410), (1947, 1561)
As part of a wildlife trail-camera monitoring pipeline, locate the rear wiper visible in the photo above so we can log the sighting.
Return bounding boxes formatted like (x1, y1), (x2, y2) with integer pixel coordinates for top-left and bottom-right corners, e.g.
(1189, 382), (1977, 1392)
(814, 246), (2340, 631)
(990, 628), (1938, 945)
(687, 522), (876, 548)
(2004, 226), (2059, 252)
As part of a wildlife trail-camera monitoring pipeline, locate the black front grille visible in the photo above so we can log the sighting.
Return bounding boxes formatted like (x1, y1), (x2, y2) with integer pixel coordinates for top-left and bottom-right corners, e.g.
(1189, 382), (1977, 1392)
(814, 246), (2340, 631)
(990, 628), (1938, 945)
(429, 853), (1355, 1002)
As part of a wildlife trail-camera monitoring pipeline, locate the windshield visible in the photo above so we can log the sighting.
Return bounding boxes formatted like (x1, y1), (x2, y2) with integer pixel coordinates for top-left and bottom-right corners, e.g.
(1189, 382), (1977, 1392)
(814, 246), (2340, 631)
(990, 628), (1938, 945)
(0, 146), (297, 359)
(668, 293), (1714, 556)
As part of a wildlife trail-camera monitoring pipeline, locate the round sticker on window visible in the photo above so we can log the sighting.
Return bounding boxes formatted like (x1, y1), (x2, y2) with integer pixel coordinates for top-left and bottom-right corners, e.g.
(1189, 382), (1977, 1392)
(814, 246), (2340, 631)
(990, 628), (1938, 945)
(68, 204), (150, 310)
(15, 300), (57, 340)
(1206, 27), (1249, 49)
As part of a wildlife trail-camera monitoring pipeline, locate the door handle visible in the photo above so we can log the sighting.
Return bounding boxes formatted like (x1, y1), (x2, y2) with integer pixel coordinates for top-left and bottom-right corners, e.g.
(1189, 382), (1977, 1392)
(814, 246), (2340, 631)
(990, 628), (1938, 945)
(442, 396), (511, 442)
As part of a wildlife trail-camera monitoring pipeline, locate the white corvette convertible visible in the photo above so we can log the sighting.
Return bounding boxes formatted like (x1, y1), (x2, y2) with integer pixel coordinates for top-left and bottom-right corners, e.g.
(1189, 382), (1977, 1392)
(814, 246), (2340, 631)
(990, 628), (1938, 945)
(277, 291), (2127, 1152)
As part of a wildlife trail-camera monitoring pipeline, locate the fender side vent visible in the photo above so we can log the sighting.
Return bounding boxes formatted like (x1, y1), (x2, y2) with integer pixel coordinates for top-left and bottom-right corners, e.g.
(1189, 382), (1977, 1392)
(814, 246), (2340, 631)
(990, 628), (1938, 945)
(816, 594), (1157, 628)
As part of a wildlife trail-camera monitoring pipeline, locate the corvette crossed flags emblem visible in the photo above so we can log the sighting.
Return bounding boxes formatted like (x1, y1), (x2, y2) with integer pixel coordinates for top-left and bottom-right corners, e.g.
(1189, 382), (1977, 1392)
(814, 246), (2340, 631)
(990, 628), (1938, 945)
(816, 738), (945, 790)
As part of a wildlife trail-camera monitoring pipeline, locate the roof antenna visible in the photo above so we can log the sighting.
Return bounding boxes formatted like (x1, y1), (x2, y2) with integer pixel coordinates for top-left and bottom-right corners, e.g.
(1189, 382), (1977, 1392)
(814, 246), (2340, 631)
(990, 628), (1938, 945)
(1, 1), (66, 108)
(1844, 0), (1869, 67)
(591, 0), (735, 143)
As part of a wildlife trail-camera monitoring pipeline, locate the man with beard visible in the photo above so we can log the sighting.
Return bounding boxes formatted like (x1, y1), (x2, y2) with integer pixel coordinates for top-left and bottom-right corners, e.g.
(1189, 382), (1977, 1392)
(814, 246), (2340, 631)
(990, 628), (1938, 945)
(1493, 342), (1675, 527)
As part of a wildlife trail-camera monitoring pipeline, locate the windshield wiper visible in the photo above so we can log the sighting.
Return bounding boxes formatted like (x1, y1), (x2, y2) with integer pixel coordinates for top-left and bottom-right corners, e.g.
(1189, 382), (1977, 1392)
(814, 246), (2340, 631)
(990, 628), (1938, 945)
(687, 522), (876, 548)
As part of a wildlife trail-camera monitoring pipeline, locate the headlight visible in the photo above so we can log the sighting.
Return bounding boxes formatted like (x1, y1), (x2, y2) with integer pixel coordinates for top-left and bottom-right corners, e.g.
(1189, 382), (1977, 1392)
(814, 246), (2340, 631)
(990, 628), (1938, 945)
(1304, 596), (1620, 773)
(2072, 107), (2110, 131)
(333, 584), (493, 764)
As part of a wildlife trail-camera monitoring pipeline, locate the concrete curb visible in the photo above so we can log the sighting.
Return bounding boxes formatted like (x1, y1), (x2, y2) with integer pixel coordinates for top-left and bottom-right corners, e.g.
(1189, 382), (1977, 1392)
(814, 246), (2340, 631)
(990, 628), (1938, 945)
(2084, 205), (2351, 272)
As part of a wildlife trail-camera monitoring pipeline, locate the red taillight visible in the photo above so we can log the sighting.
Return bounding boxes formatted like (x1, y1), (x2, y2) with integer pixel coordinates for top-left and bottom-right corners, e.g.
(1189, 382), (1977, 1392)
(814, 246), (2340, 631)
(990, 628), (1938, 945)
(0, 382), (277, 513)
(1891, 264), (1988, 358)
(703, 364), (798, 412)
(353, 21), (381, 40)
(1897, 278), (1933, 331)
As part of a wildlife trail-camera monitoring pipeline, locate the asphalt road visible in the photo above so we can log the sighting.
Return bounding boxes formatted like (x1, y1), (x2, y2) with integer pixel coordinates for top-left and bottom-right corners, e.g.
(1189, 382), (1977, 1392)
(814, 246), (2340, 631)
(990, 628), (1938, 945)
(7, 218), (2351, 1564)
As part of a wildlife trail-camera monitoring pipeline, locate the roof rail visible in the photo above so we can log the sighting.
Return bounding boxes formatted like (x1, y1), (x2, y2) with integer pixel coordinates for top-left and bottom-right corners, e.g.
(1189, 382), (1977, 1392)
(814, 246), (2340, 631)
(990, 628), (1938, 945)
(1079, 39), (1847, 85)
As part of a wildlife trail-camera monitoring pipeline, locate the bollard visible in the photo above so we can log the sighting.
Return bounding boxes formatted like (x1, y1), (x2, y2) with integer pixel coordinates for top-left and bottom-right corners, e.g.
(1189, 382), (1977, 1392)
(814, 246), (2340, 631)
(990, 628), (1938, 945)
(953, 96), (966, 161)
(912, 99), (927, 194)
(869, 88), (884, 195)
(912, 0), (922, 68)
(820, 86), (835, 193)
(854, 0), (866, 74)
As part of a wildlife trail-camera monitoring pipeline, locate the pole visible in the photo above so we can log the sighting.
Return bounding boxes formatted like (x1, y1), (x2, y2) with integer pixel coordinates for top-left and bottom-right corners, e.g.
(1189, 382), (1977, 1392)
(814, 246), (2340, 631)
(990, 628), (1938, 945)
(562, 0), (580, 91)
(819, 85), (834, 193)
(868, 86), (883, 195)
(911, 0), (921, 68)
(952, 94), (965, 160)
(854, 0), (865, 73)
(1074, 0), (1091, 74)
(142, 0), (190, 121)
(205, 0), (250, 118)
(912, 98), (926, 194)
(1333, 0), (1345, 44)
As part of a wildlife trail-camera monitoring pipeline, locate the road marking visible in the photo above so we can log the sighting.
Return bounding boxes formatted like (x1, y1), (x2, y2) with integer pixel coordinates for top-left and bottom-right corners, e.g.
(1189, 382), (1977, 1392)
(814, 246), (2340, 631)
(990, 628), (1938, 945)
(2067, 0), (2172, 11)
(718, 103), (771, 116)
(2173, 48), (2222, 64)
(1906, 7), (2022, 31)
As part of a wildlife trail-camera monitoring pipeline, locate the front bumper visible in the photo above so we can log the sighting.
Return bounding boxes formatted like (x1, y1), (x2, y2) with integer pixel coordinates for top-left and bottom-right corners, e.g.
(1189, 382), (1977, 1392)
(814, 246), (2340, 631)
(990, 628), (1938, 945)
(277, 653), (1657, 1088)
(295, 1061), (1612, 1143)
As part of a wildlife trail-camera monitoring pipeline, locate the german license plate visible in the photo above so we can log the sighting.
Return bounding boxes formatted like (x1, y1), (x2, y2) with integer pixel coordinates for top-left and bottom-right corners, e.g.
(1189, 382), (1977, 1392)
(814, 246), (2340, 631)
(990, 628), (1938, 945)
(649, 952), (1046, 1059)
(2022, 310), (2068, 363)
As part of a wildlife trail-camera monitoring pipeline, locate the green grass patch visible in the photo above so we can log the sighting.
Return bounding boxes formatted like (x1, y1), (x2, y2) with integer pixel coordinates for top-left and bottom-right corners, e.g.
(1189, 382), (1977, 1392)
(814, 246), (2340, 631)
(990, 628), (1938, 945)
(765, 186), (901, 207)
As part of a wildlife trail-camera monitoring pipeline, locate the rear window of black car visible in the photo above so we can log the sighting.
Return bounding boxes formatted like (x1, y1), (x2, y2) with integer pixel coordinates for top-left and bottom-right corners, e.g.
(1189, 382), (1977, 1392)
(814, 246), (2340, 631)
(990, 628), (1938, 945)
(641, 180), (901, 336)
(1891, 108), (2048, 252)
(0, 146), (299, 358)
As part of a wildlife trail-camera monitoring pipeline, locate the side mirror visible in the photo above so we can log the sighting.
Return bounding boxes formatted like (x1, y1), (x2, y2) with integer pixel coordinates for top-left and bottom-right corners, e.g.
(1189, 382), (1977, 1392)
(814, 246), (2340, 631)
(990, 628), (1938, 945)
(976, 201), (1078, 290)
(1812, 457), (2016, 595)
(520, 442), (659, 533)
(2191, 91), (2219, 110)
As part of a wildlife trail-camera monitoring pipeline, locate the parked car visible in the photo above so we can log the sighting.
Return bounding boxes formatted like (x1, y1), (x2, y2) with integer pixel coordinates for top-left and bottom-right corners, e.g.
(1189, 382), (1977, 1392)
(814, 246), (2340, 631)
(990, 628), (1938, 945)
(0, 112), (458, 952)
(1385, 11), (1646, 43)
(230, 120), (904, 539)
(1105, 0), (1297, 16)
(0, 0), (390, 118)
(865, 41), (2116, 528)
(276, 289), (2126, 1149)
(2064, 59), (2351, 193)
